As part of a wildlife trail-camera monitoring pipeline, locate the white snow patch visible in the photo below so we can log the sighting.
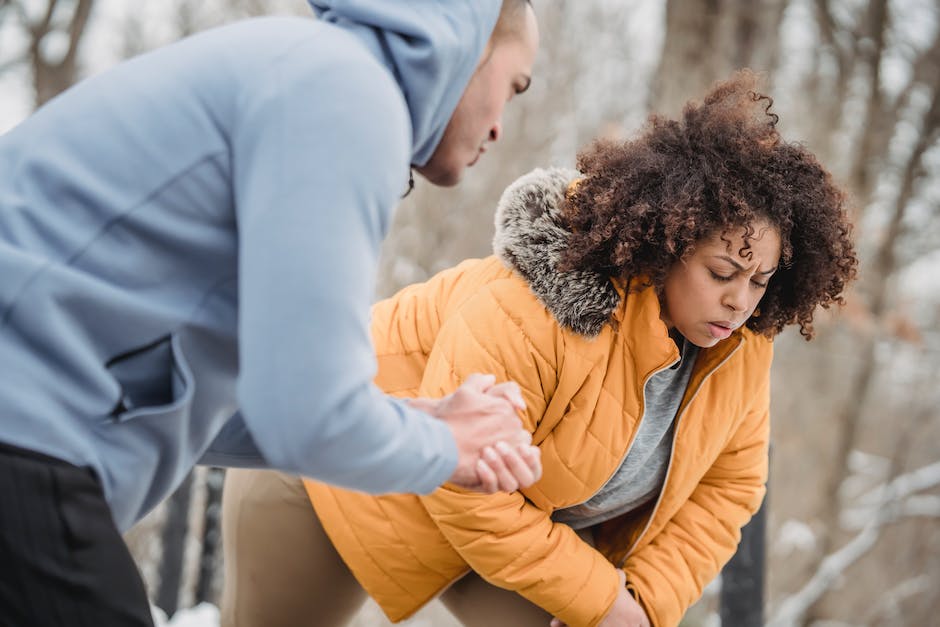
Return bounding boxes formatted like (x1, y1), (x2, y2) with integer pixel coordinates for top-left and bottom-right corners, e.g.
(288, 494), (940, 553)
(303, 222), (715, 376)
(775, 519), (818, 556)
(152, 603), (219, 627)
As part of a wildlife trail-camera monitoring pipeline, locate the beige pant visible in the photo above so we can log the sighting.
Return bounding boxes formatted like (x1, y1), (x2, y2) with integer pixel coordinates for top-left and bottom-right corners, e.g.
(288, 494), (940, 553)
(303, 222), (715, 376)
(220, 469), (556, 627)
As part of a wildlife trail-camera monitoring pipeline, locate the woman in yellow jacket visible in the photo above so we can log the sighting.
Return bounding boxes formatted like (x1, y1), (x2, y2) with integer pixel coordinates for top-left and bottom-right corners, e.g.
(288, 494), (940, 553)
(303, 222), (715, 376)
(220, 73), (857, 627)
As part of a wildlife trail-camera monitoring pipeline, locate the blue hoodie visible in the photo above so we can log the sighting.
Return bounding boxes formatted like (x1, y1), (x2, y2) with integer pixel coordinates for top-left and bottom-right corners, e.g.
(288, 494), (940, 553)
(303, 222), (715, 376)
(0, 1), (501, 531)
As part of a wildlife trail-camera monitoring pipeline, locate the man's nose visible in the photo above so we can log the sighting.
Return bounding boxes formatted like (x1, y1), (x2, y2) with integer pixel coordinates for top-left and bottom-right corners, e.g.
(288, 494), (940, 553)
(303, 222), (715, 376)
(489, 120), (502, 142)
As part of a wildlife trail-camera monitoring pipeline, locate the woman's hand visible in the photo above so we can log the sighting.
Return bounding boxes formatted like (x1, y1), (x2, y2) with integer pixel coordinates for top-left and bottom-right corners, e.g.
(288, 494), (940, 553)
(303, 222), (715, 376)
(549, 570), (651, 627)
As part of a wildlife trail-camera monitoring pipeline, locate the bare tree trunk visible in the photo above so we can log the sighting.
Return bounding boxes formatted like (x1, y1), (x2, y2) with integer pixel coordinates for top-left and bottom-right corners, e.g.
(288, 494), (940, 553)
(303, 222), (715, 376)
(806, 0), (855, 167)
(25, 0), (95, 106)
(650, 0), (787, 116)
(846, 0), (889, 212)
(0, 0), (13, 29)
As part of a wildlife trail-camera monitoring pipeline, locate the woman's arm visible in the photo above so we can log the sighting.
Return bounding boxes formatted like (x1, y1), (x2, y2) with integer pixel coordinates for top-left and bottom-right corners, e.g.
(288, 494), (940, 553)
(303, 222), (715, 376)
(415, 285), (624, 627)
(552, 570), (650, 627)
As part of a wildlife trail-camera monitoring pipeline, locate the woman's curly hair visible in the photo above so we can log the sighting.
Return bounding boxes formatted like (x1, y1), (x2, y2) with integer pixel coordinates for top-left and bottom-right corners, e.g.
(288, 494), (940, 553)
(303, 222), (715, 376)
(559, 70), (858, 339)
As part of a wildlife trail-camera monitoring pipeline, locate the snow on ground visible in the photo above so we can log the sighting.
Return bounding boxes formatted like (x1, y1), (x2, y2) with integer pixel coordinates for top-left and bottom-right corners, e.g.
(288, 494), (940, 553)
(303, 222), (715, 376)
(152, 603), (219, 627)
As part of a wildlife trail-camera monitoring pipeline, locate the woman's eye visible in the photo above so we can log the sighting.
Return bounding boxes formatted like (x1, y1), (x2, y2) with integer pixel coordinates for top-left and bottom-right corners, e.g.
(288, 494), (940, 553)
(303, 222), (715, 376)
(709, 271), (732, 283)
(751, 280), (768, 289)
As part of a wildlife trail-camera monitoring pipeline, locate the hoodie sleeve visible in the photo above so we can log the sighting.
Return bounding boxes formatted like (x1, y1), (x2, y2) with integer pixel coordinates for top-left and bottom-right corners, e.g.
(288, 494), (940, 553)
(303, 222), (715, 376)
(229, 34), (457, 494)
(198, 411), (265, 468)
(417, 286), (623, 627)
(622, 364), (771, 627)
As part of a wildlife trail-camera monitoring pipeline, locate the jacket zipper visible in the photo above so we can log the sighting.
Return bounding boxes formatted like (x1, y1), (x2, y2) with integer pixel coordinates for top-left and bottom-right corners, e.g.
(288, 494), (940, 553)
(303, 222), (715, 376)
(565, 354), (680, 512)
(617, 340), (743, 567)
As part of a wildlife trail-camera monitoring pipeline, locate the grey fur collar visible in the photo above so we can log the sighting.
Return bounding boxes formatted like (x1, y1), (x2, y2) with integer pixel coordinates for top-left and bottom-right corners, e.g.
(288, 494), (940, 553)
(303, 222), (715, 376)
(493, 167), (621, 337)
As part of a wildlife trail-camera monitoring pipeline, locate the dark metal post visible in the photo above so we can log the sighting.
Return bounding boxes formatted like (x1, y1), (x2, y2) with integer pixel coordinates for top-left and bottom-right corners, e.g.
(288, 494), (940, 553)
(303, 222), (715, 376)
(719, 495), (767, 626)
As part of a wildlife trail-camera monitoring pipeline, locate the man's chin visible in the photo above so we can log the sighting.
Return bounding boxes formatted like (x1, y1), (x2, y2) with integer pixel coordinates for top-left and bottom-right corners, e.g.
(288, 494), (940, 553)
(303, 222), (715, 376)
(414, 164), (463, 188)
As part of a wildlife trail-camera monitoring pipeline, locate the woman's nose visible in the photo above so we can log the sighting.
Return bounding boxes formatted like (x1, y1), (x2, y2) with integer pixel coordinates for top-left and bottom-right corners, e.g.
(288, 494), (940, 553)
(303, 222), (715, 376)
(724, 281), (749, 313)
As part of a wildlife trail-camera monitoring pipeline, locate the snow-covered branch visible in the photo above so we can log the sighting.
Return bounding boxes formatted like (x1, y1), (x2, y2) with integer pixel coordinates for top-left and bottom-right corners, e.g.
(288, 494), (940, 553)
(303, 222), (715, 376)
(769, 459), (940, 627)
(768, 516), (881, 627)
(841, 459), (940, 529)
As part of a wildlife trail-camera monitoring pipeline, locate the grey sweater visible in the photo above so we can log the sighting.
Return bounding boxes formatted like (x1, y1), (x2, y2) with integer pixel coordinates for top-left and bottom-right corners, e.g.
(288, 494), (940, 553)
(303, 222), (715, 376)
(553, 333), (698, 529)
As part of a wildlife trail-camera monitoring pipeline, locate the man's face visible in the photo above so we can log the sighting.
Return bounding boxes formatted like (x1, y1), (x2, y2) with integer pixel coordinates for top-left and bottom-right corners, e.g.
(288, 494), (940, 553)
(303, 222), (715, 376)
(416, 4), (539, 187)
(661, 221), (782, 348)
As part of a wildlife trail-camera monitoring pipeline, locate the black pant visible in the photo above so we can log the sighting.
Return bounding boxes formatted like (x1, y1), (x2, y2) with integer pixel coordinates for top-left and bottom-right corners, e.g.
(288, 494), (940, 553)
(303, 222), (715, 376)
(0, 442), (154, 627)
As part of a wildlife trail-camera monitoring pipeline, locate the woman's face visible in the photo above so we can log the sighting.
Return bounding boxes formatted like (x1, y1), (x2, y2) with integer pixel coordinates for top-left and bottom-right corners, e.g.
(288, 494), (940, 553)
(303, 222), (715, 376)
(661, 221), (782, 348)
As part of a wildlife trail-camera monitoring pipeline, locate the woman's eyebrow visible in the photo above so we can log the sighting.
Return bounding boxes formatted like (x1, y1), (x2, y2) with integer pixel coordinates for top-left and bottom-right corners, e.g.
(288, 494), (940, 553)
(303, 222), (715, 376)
(713, 254), (777, 274)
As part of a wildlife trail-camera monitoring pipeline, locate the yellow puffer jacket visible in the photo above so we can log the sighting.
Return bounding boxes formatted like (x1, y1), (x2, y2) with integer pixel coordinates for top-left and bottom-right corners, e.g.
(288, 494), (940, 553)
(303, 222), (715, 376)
(305, 168), (772, 627)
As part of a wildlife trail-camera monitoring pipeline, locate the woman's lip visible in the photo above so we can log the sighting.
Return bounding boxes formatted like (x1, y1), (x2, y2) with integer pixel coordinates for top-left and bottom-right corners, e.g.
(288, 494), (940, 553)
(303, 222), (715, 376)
(707, 322), (733, 339)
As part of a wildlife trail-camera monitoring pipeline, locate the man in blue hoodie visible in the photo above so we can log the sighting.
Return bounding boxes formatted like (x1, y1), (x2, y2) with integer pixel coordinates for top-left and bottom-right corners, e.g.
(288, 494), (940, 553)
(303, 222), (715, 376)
(0, 1), (540, 624)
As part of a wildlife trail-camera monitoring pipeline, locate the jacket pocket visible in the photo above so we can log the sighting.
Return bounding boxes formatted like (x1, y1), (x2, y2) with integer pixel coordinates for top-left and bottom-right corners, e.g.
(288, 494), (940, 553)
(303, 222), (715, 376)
(106, 334), (194, 421)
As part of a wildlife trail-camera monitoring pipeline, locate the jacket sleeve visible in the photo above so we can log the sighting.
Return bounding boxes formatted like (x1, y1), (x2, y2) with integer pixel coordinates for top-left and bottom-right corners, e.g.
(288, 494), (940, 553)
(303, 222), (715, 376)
(417, 287), (623, 627)
(623, 368), (771, 627)
(230, 38), (457, 494)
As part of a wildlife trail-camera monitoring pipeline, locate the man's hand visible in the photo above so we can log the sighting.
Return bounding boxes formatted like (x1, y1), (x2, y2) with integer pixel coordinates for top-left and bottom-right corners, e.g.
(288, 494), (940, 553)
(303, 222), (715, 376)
(409, 374), (542, 493)
(550, 570), (650, 627)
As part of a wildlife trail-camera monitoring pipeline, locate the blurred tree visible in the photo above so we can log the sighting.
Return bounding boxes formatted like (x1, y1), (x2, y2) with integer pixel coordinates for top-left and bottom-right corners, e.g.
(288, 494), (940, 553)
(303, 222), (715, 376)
(650, 0), (788, 115)
(0, 0), (95, 106)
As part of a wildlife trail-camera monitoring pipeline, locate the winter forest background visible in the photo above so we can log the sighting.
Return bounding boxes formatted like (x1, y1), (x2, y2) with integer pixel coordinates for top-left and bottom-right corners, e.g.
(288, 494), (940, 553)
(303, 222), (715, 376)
(1, 0), (939, 625)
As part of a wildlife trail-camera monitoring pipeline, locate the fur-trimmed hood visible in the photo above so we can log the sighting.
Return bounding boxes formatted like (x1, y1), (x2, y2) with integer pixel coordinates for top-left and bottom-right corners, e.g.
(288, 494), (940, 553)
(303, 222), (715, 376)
(493, 167), (622, 338)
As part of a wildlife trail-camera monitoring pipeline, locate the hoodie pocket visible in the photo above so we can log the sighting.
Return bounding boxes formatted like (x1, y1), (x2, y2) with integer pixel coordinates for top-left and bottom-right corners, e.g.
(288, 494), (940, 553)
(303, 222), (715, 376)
(106, 334), (194, 422)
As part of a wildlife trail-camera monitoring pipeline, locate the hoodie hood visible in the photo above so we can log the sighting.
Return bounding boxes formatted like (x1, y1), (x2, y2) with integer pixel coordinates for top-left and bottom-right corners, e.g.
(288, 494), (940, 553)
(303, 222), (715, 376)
(493, 167), (623, 338)
(309, 0), (500, 167)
